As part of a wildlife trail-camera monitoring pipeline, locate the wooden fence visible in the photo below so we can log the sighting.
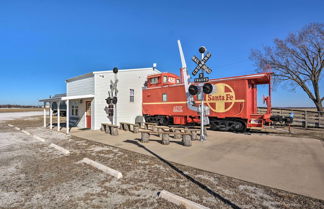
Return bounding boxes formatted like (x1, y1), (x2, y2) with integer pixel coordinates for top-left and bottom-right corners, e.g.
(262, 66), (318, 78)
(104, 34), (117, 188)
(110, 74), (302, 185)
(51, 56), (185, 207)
(258, 107), (324, 128)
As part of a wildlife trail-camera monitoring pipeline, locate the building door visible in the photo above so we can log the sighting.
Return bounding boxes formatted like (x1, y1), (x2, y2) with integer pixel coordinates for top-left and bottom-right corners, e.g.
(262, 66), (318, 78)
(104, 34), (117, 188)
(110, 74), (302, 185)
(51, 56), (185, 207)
(86, 101), (91, 128)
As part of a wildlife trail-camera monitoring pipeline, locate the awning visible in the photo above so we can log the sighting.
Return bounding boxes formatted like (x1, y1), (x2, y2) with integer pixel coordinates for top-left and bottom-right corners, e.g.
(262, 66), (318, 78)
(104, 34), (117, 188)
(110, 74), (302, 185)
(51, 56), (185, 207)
(39, 93), (66, 102)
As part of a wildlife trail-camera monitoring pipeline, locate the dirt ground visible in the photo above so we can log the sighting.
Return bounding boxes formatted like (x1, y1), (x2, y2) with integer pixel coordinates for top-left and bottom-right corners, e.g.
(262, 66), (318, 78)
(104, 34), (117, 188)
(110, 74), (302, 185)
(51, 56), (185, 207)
(248, 126), (324, 141)
(1, 116), (324, 209)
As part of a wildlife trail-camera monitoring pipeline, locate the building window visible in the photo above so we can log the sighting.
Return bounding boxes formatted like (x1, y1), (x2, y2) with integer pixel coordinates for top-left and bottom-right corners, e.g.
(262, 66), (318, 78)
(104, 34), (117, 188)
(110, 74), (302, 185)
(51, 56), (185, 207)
(130, 89), (134, 102)
(163, 76), (168, 83)
(150, 77), (159, 84)
(162, 93), (167, 102)
(71, 103), (78, 116)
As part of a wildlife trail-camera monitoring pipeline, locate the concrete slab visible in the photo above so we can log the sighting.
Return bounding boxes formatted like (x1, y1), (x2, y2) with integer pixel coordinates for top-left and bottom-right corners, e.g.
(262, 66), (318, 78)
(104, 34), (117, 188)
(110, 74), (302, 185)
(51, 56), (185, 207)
(69, 128), (324, 200)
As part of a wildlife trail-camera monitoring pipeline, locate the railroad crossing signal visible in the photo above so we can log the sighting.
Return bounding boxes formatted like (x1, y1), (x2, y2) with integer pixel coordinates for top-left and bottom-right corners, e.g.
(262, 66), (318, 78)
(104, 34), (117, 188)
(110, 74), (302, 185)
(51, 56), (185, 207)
(194, 73), (209, 82)
(192, 52), (212, 76)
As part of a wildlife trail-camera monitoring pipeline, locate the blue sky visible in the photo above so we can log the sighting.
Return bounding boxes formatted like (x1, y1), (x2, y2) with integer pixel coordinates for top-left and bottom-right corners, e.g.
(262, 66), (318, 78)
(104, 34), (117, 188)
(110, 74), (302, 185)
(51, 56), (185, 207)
(0, 0), (323, 106)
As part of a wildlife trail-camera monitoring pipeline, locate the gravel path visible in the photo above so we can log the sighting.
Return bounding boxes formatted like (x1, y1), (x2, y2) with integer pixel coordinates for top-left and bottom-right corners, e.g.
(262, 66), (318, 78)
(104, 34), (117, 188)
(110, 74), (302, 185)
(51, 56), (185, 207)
(1, 116), (323, 209)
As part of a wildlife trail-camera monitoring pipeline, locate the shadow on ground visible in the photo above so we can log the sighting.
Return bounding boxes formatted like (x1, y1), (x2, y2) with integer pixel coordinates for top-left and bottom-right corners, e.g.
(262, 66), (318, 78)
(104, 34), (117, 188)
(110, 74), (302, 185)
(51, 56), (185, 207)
(124, 139), (242, 209)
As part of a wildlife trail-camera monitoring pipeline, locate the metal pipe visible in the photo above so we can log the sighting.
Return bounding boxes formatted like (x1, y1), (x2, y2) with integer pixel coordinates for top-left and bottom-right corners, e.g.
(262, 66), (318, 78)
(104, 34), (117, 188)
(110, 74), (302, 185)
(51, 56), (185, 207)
(200, 53), (205, 141)
(177, 40), (199, 112)
(114, 72), (118, 126)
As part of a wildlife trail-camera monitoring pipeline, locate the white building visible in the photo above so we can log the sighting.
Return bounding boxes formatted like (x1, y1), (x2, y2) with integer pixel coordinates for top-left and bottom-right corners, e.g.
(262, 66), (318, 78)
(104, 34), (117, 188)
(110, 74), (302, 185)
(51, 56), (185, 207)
(40, 67), (160, 133)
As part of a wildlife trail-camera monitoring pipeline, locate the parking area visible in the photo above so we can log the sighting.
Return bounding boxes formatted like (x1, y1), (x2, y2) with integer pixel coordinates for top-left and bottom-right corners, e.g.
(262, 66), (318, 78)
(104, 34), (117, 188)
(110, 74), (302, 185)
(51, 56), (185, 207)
(1, 114), (324, 208)
(70, 126), (324, 201)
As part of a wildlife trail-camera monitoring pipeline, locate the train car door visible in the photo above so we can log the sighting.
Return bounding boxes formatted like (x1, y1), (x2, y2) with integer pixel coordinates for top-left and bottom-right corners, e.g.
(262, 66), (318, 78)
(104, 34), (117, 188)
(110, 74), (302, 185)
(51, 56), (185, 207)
(86, 101), (91, 129)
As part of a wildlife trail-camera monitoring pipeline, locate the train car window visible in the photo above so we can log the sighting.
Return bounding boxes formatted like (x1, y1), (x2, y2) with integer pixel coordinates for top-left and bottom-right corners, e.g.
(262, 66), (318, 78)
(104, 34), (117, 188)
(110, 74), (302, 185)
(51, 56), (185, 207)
(162, 93), (167, 102)
(163, 76), (168, 83)
(168, 77), (175, 83)
(130, 89), (134, 102)
(150, 77), (159, 84)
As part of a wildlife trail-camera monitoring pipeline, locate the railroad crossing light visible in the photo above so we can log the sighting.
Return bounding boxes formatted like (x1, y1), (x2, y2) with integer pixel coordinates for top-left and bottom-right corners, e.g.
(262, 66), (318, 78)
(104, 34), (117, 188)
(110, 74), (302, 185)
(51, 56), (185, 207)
(105, 97), (112, 104)
(199, 46), (206, 54)
(112, 97), (118, 104)
(203, 83), (213, 94)
(189, 85), (199, 95)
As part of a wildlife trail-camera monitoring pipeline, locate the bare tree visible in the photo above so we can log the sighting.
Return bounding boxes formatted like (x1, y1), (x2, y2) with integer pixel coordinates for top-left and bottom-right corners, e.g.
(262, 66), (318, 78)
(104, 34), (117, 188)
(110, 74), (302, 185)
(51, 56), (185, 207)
(250, 23), (324, 112)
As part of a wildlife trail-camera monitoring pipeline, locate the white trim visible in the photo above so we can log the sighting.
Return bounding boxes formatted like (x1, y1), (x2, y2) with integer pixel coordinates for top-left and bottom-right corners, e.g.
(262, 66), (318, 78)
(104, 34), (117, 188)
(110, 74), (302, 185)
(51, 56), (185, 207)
(93, 67), (160, 74)
(62, 94), (95, 100)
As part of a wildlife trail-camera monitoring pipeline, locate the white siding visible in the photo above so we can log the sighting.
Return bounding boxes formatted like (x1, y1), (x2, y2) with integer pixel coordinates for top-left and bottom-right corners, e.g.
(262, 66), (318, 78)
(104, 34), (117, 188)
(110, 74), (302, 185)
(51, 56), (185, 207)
(67, 76), (94, 96)
(67, 100), (85, 128)
(66, 76), (94, 129)
(93, 68), (159, 130)
(67, 99), (94, 129)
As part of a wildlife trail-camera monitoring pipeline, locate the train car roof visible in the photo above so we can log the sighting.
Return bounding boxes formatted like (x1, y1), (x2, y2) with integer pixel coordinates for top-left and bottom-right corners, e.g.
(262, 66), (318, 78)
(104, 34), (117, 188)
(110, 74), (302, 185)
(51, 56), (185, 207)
(209, 72), (272, 84)
(147, 72), (179, 78)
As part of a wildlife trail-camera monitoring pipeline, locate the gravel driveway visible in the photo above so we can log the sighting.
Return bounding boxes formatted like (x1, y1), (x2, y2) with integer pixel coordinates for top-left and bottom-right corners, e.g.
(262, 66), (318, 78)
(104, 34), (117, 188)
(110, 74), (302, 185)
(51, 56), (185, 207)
(0, 116), (323, 209)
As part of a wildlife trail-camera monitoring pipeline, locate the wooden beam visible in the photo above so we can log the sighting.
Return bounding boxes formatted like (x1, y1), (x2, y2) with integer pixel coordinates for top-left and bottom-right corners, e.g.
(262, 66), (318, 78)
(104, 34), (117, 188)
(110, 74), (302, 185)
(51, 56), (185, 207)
(66, 100), (69, 134)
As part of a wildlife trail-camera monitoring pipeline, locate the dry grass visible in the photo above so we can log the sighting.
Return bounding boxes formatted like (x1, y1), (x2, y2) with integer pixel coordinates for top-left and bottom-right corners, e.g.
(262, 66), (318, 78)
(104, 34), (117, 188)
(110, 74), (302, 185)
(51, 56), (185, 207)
(1, 120), (323, 209)
(0, 108), (45, 113)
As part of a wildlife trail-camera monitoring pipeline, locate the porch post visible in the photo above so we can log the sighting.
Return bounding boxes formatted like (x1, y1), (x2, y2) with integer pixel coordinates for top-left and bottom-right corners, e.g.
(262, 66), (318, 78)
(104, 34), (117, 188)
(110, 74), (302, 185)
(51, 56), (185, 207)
(43, 102), (46, 127)
(57, 101), (61, 131)
(50, 102), (53, 129)
(66, 99), (70, 134)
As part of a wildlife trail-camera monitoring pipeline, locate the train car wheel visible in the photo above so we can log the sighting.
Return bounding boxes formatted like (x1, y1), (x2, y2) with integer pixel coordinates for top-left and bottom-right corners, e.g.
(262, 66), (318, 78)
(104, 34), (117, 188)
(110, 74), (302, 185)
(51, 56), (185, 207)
(233, 120), (246, 132)
(159, 117), (169, 126)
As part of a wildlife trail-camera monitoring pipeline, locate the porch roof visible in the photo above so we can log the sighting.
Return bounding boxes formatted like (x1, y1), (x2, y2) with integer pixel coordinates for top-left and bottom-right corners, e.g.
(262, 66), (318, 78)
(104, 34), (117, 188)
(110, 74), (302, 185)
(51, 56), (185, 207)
(61, 94), (94, 100)
(39, 93), (66, 103)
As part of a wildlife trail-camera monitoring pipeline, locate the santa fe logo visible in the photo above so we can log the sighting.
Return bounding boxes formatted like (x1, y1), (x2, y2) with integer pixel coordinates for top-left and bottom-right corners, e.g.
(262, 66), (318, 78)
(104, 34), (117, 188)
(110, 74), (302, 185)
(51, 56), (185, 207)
(206, 83), (245, 113)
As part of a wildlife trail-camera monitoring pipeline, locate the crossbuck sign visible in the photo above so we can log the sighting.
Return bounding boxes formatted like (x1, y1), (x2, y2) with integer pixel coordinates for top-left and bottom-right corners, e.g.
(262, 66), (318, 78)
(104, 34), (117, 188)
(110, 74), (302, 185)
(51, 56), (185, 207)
(191, 52), (212, 76)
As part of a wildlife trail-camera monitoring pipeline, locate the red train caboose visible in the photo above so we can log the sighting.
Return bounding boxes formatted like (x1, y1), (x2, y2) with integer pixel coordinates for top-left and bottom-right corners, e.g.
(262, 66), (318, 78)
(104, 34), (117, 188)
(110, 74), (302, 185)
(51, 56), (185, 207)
(142, 72), (272, 132)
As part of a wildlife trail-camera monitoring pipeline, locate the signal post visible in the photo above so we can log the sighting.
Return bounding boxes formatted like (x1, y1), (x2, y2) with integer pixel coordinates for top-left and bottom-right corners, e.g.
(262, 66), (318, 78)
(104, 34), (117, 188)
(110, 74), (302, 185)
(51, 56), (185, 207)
(190, 46), (214, 141)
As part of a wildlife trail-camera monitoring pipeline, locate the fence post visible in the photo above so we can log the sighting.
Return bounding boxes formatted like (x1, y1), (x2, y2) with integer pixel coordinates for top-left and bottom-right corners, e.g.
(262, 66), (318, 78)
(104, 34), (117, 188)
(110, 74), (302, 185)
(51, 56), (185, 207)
(304, 110), (308, 128)
(318, 112), (321, 128)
